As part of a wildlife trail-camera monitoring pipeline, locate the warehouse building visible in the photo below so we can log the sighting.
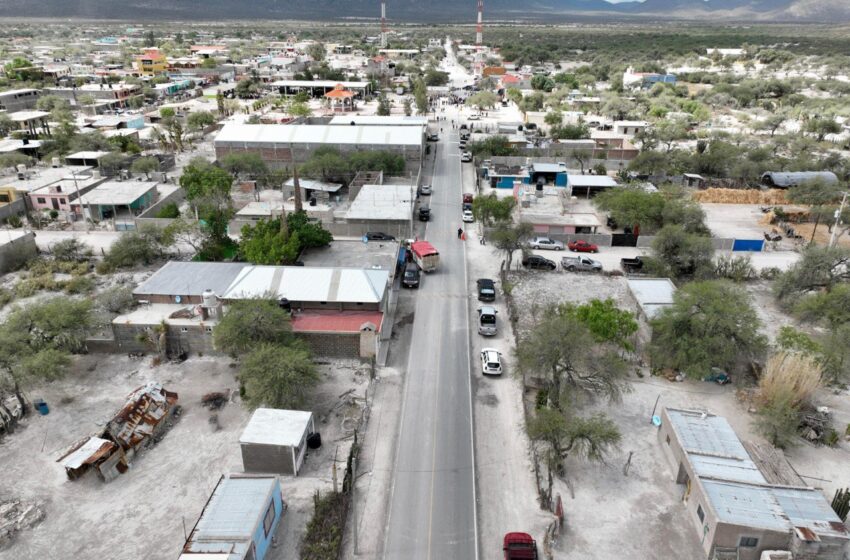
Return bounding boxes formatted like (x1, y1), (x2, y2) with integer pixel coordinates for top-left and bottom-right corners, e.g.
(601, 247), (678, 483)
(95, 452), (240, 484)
(657, 408), (848, 560)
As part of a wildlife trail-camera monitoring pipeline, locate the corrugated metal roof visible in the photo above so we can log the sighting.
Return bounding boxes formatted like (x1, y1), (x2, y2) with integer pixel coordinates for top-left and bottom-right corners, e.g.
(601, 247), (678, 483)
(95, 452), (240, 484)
(761, 171), (838, 187)
(773, 488), (849, 539)
(133, 262), (249, 299)
(345, 183), (414, 221)
(667, 409), (748, 459)
(215, 123), (423, 147)
(568, 175), (618, 188)
(222, 266), (388, 304)
(627, 278), (676, 319)
(328, 115), (427, 126)
(703, 480), (789, 531)
(191, 476), (276, 542)
(690, 454), (766, 485)
(239, 408), (313, 447)
(58, 437), (116, 469)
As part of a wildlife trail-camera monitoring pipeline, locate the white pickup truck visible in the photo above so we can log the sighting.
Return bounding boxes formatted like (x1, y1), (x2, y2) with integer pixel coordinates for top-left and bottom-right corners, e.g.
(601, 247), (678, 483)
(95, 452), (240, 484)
(560, 255), (603, 272)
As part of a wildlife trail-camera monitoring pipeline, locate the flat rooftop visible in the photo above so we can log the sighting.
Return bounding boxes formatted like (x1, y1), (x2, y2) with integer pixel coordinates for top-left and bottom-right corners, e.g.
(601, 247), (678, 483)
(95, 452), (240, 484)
(345, 183), (414, 222)
(0, 166), (97, 193)
(133, 261), (248, 299)
(222, 266), (389, 304)
(239, 408), (312, 447)
(271, 79), (369, 89)
(328, 115), (427, 126)
(79, 180), (158, 206)
(215, 123), (423, 148)
(627, 278), (676, 319)
(300, 239), (399, 270)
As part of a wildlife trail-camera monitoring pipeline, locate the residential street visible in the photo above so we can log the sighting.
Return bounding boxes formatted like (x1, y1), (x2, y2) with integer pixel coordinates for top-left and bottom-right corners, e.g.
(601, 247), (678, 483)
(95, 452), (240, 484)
(383, 127), (478, 559)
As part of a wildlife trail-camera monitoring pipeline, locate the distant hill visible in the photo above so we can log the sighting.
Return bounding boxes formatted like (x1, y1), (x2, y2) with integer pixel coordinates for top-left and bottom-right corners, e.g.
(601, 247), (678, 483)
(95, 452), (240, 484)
(1, 0), (849, 22)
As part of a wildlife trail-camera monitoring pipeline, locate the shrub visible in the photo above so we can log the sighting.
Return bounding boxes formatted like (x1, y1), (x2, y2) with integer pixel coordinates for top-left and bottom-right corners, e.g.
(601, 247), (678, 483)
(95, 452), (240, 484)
(63, 275), (96, 294)
(49, 209), (59, 219)
(96, 286), (136, 314)
(155, 202), (180, 219)
(0, 287), (13, 307)
(51, 238), (93, 262)
(6, 214), (22, 228)
(714, 254), (757, 282)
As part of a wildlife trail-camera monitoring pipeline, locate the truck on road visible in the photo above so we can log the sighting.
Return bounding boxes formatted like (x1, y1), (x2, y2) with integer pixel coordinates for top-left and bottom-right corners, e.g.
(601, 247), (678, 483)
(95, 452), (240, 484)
(561, 255), (602, 272)
(503, 532), (538, 559)
(410, 240), (440, 272)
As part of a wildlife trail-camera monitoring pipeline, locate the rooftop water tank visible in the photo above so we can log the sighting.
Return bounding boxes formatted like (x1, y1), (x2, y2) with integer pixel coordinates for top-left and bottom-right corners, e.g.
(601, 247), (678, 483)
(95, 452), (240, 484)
(202, 289), (217, 308)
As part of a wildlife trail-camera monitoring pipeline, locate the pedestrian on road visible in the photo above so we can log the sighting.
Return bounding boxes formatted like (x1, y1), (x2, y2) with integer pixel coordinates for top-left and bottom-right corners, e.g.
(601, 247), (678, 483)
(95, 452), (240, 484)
(457, 227), (463, 239)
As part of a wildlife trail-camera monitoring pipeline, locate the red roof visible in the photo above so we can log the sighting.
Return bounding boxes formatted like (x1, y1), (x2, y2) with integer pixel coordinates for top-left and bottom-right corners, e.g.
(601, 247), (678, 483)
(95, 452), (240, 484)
(291, 311), (383, 333)
(501, 74), (521, 84)
(410, 240), (438, 257)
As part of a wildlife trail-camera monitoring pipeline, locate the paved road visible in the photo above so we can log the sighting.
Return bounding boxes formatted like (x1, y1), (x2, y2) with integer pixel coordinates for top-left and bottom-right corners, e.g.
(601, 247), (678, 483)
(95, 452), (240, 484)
(383, 127), (478, 559)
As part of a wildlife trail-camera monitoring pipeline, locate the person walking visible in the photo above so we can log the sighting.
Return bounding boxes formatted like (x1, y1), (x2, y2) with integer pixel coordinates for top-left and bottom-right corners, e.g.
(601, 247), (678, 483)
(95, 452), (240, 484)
(457, 227), (463, 239)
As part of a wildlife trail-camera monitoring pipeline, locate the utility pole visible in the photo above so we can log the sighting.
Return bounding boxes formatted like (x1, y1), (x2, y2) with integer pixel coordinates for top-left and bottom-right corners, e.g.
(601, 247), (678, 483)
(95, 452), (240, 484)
(71, 170), (90, 233)
(828, 191), (847, 248)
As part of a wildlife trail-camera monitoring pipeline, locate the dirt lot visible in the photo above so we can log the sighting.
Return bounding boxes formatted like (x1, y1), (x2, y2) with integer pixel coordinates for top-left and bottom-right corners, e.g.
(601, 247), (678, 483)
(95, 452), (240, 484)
(0, 353), (369, 560)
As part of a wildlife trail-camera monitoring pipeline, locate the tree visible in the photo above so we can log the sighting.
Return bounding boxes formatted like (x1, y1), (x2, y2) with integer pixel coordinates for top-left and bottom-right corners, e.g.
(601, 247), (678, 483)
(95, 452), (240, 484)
(760, 113), (787, 137)
(413, 78), (428, 115)
(650, 225), (714, 278)
(601, 95), (636, 120)
(530, 74), (555, 92)
(806, 117), (841, 142)
(306, 42), (326, 62)
(490, 222), (532, 270)
(649, 280), (767, 379)
(466, 91), (499, 110)
(288, 101), (312, 118)
(528, 409), (621, 469)
(377, 93), (391, 116)
(518, 92), (544, 115)
(424, 68), (448, 86)
(773, 246), (850, 304)
(506, 87), (523, 107)
(240, 218), (299, 265)
(0, 298), (93, 413)
(214, 299), (295, 356)
(550, 124), (589, 140)
(569, 149), (593, 175)
(0, 152), (31, 172)
(786, 178), (844, 242)
(239, 343), (320, 409)
(51, 238), (92, 262)
(219, 152), (268, 181)
(595, 187), (696, 235)
(235, 78), (259, 99)
(403, 98), (412, 117)
(544, 111), (563, 127)
(471, 193), (516, 226)
(179, 158), (233, 207)
(99, 225), (170, 271)
(130, 156), (160, 179)
(517, 304), (629, 411)
(467, 136), (517, 158)
(186, 110), (216, 132)
(0, 114), (14, 137)
(570, 299), (638, 352)
(755, 352), (822, 449)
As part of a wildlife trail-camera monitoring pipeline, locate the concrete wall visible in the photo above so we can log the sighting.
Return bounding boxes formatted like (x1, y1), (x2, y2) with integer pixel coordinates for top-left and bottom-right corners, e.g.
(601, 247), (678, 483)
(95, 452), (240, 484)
(241, 443), (296, 476)
(112, 322), (216, 356)
(215, 143), (422, 175)
(298, 332), (360, 359)
(0, 199), (27, 224)
(133, 186), (187, 231)
(0, 232), (37, 273)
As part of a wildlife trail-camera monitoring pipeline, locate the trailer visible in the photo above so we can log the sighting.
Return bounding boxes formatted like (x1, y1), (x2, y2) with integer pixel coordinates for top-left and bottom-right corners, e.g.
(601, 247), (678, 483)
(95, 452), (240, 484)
(410, 240), (440, 272)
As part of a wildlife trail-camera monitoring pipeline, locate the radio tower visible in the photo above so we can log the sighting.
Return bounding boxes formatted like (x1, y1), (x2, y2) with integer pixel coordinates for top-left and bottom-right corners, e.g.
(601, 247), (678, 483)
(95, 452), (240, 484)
(475, 0), (483, 46)
(381, 0), (388, 48)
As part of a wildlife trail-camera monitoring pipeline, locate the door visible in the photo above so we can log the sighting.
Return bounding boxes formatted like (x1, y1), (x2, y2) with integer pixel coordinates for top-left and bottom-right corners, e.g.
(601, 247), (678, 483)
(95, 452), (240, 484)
(51, 198), (60, 210)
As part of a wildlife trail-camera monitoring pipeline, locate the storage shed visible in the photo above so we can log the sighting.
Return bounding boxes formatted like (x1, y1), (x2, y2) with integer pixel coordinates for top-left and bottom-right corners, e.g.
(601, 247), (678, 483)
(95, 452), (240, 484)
(239, 408), (316, 476)
(761, 171), (838, 189)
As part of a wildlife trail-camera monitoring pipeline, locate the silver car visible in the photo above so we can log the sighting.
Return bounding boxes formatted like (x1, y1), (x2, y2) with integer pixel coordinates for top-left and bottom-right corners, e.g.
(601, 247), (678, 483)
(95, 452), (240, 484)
(480, 348), (503, 375)
(529, 236), (565, 251)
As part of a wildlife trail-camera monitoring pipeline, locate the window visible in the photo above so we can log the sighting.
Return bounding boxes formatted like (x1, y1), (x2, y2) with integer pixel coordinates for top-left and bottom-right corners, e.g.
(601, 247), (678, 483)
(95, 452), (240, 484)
(262, 502), (275, 537)
(696, 505), (705, 523)
(739, 537), (759, 548)
(180, 327), (188, 333)
(37, 198), (46, 204)
(205, 326), (213, 333)
(60, 198), (66, 204)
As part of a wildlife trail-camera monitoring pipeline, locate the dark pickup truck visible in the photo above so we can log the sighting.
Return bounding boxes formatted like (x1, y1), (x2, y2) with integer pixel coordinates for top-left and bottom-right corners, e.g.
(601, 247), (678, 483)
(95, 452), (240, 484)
(620, 256), (644, 273)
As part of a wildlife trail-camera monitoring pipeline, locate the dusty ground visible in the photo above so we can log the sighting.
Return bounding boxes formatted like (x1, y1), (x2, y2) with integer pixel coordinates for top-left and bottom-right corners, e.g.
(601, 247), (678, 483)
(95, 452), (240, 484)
(0, 352), (369, 560)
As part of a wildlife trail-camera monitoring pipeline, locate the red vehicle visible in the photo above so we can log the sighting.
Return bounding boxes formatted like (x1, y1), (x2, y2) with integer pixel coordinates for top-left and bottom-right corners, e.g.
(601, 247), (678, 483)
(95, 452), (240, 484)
(409, 240), (440, 272)
(463, 193), (474, 204)
(568, 240), (599, 253)
(503, 532), (538, 559)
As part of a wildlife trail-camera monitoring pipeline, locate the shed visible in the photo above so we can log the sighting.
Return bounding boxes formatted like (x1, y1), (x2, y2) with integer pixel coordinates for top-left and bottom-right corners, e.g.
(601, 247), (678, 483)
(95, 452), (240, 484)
(627, 278), (677, 320)
(239, 408), (316, 476)
(761, 171), (838, 189)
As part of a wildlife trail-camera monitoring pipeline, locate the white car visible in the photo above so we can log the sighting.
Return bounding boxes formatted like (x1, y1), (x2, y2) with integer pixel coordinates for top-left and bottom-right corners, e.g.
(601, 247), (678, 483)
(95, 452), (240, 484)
(529, 236), (565, 251)
(480, 348), (503, 375)
(462, 209), (474, 223)
(468, 113), (481, 120)
(461, 151), (473, 162)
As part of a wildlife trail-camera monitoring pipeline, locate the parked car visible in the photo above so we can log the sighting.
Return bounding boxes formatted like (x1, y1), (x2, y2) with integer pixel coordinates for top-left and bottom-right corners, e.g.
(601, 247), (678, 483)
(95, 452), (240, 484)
(418, 184), (432, 195)
(529, 236), (565, 251)
(477, 278), (496, 301)
(462, 202), (473, 212)
(561, 255), (602, 272)
(480, 348), (503, 375)
(461, 151), (473, 162)
(463, 193), (474, 204)
(460, 131), (470, 140)
(365, 232), (395, 241)
(620, 256), (644, 273)
(568, 240), (599, 253)
(521, 254), (557, 270)
(503, 532), (538, 560)
(477, 305), (498, 336)
(462, 209), (474, 223)
(468, 113), (481, 120)
(402, 263), (420, 288)
(427, 133), (439, 141)
(418, 204), (431, 222)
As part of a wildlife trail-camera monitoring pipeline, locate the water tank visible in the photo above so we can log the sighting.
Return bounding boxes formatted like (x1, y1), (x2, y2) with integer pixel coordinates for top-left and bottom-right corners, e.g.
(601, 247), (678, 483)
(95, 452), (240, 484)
(16, 164), (27, 173)
(51, 157), (61, 168)
(201, 289), (217, 308)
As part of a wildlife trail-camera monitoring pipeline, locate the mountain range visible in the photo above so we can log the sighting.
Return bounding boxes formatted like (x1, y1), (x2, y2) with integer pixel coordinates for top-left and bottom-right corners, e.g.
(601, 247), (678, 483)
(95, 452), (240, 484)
(0, 0), (848, 22)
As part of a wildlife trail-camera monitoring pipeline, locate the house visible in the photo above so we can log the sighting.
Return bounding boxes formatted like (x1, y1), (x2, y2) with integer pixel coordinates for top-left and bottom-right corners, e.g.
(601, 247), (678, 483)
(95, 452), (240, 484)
(45, 82), (142, 109)
(761, 171), (838, 189)
(567, 175), (619, 198)
(64, 150), (112, 167)
(0, 88), (40, 112)
(8, 110), (51, 137)
(180, 474), (283, 560)
(239, 408), (316, 476)
(136, 48), (168, 76)
(343, 181), (415, 238)
(131, 261), (249, 304)
(623, 66), (676, 89)
(657, 408), (849, 560)
(613, 120), (649, 136)
(70, 179), (158, 222)
(213, 123), (423, 173)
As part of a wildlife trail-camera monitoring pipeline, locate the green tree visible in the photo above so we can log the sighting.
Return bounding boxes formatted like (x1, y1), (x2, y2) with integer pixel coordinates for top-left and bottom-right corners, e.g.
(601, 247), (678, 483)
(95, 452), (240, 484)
(471, 193), (516, 226)
(544, 111), (563, 127)
(186, 110), (216, 131)
(528, 409), (621, 473)
(130, 156), (160, 179)
(239, 343), (320, 409)
(235, 78), (259, 99)
(288, 101), (312, 118)
(403, 98), (412, 117)
(179, 158), (233, 207)
(650, 224), (714, 278)
(490, 222), (532, 270)
(240, 219), (299, 265)
(214, 299), (295, 356)
(377, 93), (391, 116)
(99, 225), (170, 272)
(754, 390), (800, 449)
(786, 178), (844, 242)
(806, 117), (841, 142)
(649, 280), (767, 378)
(465, 91), (499, 110)
(413, 78), (428, 115)
(569, 149), (593, 175)
(468, 135), (517, 158)
(506, 87), (523, 106)
(51, 238), (92, 262)
(424, 68), (448, 86)
(550, 124), (589, 140)
(306, 42), (326, 62)
(530, 74), (555, 92)
(219, 152), (268, 181)
(570, 299), (638, 351)
(773, 246), (850, 304)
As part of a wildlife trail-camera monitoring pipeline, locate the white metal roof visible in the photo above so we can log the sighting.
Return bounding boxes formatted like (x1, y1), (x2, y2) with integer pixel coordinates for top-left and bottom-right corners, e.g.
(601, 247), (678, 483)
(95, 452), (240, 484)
(80, 180), (158, 206)
(345, 183), (414, 221)
(271, 80), (369, 89)
(222, 266), (389, 304)
(0, 139), (42, 153)
(239, 408), (313, 447)
(568, 175), (618, 188)
(328, 115), (427, 126)
(214, 123), (423, 147)
(283, 178), (342, 192)
(65, 150), (110, 161)
(9, 110), (50, 122)
(58, 437), (114, 469)
(627, 278), (676, 319)
(191, 476), (276, 542)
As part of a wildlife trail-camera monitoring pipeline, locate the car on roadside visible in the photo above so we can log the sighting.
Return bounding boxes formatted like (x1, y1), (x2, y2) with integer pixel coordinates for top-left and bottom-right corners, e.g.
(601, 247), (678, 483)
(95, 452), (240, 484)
(529, 236), (564, 251)
(463, 193), (474, 204)
(477, 278), (496, 301)
(418, 204), (431, 222)
(418, 184), (432, 195)
(477, 306), (498, 336)
(365, 232), (395, 241)
(561, 255), (602, 272)
(402, 263), (420, 288)
(468, 113), (481, 120)
(521, 254), (557, 270)
(461, 151), (473, 162)
(462, 209), (474, 223)
(480, 348), (503, 375)
(568, 239), (599, 253)
(427, 133), (439, 141)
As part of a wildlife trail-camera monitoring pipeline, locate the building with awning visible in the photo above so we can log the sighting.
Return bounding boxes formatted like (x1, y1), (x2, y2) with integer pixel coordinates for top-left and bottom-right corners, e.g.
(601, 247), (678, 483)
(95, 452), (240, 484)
(324, 83), (356, 112)
(272, 79), (371, 98)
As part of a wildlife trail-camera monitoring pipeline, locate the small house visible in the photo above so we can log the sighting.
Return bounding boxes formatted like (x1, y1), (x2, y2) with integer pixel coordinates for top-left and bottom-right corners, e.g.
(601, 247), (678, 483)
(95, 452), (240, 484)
(239, 408), (316, 476)
(180, 474), (284, 560)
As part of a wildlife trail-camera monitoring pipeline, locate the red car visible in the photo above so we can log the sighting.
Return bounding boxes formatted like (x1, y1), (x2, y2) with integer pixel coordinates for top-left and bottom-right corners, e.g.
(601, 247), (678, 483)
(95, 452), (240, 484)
(503, 532), (538, 559)
(568, 240), (599, 253)
(463, 193), (474, 204)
